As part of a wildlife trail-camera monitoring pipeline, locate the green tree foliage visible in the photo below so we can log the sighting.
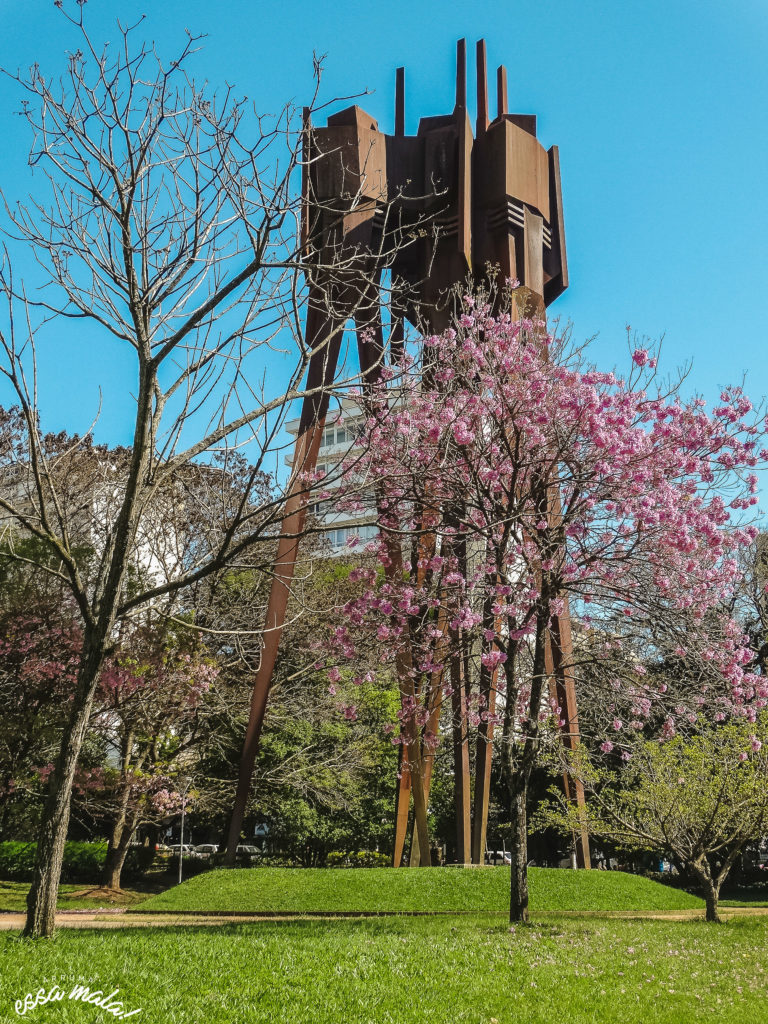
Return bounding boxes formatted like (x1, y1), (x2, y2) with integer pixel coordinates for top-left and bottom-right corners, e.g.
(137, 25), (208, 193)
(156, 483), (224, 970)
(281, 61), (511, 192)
(255, 678), (399, 866)
(539, 720), (768, 921)
(177, 551), (399, 864)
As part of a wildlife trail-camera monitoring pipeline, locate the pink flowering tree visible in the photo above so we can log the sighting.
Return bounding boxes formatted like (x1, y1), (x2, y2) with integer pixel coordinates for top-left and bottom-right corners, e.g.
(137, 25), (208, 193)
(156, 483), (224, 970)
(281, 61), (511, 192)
(332, 295), (766, 921)
(81, 627), (217, 890)
(0, 556), (215, 881)
(0, 601), (82, 836)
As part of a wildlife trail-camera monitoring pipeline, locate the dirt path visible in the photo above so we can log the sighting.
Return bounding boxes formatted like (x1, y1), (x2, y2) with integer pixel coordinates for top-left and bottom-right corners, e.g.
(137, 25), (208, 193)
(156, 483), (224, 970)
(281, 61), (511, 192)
(1, 906), (768, 930)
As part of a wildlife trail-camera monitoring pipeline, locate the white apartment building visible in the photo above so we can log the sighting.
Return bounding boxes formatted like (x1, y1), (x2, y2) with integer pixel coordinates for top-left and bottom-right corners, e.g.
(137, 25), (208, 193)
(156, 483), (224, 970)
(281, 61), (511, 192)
(284, 399), (378, 554)
(0, 454), (194, 590)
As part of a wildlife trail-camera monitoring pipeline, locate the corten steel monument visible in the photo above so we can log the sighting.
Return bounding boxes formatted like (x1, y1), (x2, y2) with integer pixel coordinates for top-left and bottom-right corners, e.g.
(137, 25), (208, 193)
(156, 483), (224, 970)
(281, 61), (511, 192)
(225, 38), (590, 869)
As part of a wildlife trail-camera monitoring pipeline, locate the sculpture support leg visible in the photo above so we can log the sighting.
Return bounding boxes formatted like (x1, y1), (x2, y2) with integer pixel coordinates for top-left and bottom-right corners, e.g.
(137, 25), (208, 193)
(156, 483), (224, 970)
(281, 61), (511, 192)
(546, 608), (591, 869)
(451, 641), (471, 864)
(356, 307), (437, 868)
(471, 665), (498, 865)
(544, 482), (591, 870)
(408, 668), (442, 866)
(224, 300), (343, 862)
(392, 752), (411, 867)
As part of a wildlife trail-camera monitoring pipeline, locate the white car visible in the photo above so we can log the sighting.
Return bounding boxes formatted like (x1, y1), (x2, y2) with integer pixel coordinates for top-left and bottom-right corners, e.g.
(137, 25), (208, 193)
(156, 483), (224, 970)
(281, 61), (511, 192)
(485, 850), (512, 865)
(194, 844), (220, 859)
(169, 844), (195, 856)
(236, 845), (260, 859)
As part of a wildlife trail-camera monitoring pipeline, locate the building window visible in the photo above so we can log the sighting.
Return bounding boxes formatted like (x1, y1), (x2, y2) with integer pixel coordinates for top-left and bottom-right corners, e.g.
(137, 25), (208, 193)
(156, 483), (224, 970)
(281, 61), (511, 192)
(323, 425), (353, 448)
(329, 524), (378, 548)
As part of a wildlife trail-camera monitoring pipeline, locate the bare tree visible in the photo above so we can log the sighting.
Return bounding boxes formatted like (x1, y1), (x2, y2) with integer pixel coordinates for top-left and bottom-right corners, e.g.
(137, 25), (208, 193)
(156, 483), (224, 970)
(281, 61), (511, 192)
(0, 7), (397, 937)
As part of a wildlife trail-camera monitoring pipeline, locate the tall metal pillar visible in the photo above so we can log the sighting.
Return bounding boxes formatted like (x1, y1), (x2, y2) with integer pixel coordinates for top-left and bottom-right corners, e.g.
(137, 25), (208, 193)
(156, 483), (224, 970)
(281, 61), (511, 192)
(224, 295), (345, 859)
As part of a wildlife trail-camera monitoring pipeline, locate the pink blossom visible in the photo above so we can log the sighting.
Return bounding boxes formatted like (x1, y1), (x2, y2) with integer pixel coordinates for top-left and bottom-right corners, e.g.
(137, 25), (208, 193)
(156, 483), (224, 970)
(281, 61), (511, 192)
(481, 650), (507, 669)
(322, 302), (767, 766)
(632, 348), (650, 367)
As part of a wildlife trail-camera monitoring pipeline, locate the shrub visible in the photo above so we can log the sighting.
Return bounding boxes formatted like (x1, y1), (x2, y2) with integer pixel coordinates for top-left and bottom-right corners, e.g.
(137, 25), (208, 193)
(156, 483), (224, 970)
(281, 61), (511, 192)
(0, 842), (37, 881)
(62, 841), (107, 881)
(160, 854), (211, 877)
(0, 841), (107, 882)
(123, 845), (156, 878)
(326, 850), (390, 868)
(255, 855), (299, 868)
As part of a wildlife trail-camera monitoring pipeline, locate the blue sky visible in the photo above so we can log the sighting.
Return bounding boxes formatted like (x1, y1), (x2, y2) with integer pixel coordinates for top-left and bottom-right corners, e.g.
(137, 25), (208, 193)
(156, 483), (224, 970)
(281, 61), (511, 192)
(0, 0), (766, 445)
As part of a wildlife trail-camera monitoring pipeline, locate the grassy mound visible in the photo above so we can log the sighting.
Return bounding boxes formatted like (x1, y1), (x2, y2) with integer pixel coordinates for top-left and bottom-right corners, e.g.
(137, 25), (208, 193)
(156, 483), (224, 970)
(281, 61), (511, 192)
(137, 866), (702, 915)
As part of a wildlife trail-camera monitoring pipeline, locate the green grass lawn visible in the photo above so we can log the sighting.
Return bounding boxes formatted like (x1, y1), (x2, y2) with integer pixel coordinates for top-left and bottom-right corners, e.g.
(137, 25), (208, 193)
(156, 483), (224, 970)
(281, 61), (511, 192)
(1, 915), (766, 1023)
(0, 881), (147, 914)
(138, 866), (703, 915)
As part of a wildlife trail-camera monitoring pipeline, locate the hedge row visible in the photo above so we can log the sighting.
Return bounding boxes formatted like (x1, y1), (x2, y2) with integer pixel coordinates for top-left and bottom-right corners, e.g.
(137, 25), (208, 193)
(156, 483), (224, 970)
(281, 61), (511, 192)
(326, 850), (391, 868)
(0, 841), (157, 883)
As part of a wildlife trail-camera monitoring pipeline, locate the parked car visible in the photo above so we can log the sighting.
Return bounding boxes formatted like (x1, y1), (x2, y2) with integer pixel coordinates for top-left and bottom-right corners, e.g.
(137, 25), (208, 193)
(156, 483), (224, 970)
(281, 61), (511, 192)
(484, 850), (511, 865)
(168, 844), (195, 856)
(194, 844), (220, 859)
(236, 844), (260, 860)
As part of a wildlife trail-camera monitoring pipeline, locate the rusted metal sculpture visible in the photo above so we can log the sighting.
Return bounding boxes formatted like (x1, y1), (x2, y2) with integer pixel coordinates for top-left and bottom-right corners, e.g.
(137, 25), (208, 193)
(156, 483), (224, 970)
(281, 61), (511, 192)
(225, 39), (590, 870)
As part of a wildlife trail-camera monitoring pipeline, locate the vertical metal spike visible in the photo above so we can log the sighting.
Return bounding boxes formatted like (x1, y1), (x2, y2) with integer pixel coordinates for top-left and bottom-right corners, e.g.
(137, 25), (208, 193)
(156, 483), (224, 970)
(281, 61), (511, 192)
(395, 67), (405, 136)
(496, 64), (508, 118)
(455, 38), (467, 111)
(476, 39), (489, 133)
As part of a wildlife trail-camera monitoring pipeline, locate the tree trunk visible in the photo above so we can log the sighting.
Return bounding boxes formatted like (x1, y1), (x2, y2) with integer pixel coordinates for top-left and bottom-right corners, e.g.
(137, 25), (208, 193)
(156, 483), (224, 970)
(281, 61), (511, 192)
(101, 831), (133, 891)
(100, 743), (139, 891)
(450, 648), (471, 865)
(509, 781), (530, 924)
(101, 806), (136, 891)
(24, 651), (104, 938)
(24, 340), (153, 936)
(498, 638), (530, 924)
(409, 822), (420, 867)
(504, 603), (548, 926)
(692, 860), (721, 923)
(0, 791), (11, 837)
(704, 887), (720, 923)
(24, 705), (93, 936)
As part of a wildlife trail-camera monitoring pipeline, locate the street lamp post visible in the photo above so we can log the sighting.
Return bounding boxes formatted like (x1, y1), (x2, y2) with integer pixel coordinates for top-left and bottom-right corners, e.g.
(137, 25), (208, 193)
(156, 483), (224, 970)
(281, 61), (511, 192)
(177, 776), (193, 886)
